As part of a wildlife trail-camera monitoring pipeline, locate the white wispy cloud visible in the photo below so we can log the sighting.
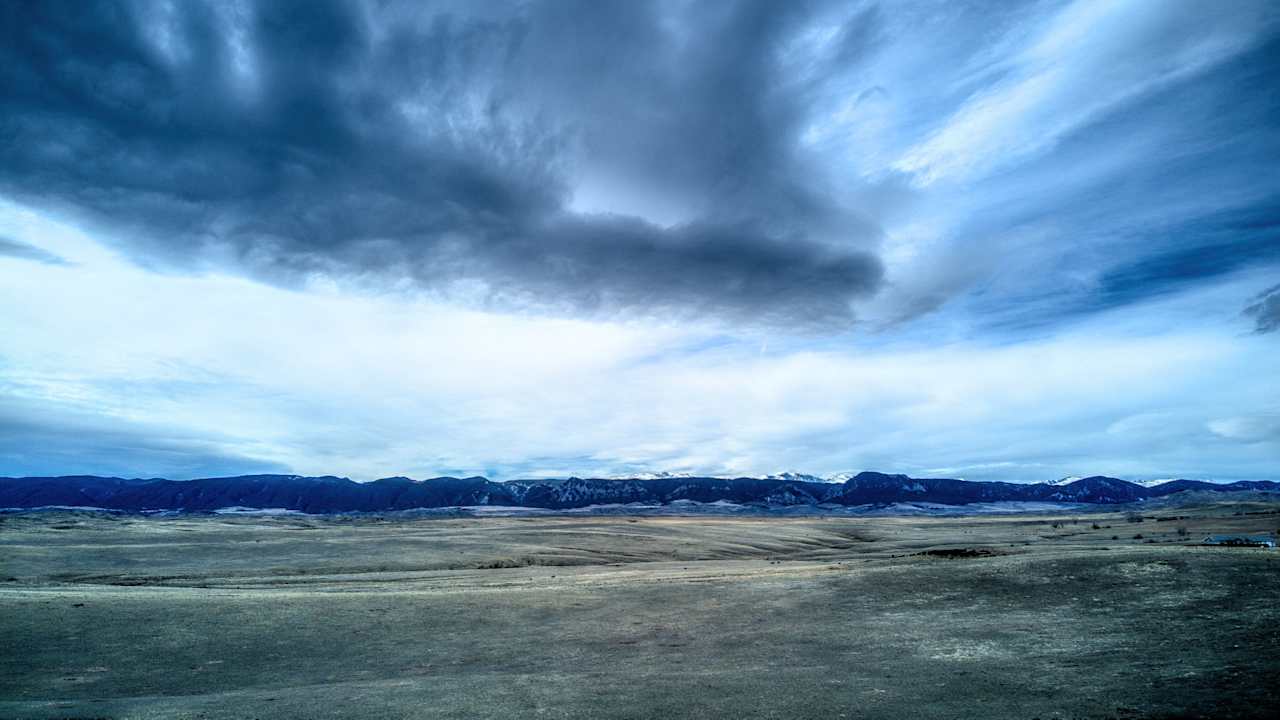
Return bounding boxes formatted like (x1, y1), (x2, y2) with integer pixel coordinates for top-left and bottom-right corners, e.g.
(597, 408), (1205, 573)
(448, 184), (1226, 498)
(894, 0), (1270, 187)
(3, 199), (1276, 481)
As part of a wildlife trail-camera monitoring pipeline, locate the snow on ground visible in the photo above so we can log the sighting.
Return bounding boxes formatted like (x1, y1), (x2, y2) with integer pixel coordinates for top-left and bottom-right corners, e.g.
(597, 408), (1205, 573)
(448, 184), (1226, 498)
(849, 501), (1086, 516)
(5, 500), (1091, 517)
(212, 507), (306, 516)
(0, 505), (123, 513)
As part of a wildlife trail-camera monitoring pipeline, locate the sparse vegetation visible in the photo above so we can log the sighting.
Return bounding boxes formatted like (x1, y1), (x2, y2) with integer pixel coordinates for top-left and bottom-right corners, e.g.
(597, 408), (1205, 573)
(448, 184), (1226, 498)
(2, 502), (1279, 719)
(915, 548), (1001, 559)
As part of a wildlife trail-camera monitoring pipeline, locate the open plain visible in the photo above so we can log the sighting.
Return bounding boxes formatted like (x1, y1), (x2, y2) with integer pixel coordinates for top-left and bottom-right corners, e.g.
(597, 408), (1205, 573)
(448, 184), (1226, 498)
(2, 501), (1279, 719)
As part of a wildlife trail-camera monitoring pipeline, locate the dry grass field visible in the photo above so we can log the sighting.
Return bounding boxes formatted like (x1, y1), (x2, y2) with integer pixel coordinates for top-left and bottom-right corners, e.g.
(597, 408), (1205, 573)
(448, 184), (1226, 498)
(2, 501), (1278, 719)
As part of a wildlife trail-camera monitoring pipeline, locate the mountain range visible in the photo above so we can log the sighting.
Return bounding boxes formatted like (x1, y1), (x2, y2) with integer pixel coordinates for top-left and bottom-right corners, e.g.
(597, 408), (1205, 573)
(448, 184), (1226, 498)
(1, 472), (1276, 513)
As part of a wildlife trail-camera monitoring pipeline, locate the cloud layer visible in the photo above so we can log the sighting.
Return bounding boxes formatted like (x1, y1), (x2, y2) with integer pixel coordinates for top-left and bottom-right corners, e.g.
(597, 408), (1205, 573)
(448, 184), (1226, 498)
(1, 0), (1277, 481)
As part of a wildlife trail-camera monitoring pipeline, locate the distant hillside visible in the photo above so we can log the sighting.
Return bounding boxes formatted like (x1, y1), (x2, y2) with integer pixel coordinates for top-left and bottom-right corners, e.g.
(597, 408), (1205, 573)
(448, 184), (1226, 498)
(1, 472), (1275, 513)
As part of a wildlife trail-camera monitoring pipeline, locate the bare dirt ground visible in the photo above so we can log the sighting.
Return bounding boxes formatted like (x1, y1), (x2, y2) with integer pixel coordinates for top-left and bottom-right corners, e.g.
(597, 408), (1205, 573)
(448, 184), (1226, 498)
(2, 501), (1278, 719)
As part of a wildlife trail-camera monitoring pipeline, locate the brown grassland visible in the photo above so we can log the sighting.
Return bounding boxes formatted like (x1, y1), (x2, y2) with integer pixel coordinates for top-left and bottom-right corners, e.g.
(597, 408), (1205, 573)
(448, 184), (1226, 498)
(2, 500), (1278, 719)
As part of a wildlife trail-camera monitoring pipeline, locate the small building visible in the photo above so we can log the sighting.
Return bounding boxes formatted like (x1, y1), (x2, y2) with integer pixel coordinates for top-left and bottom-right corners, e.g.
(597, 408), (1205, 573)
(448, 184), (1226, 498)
(1202, 534), (1276, 548)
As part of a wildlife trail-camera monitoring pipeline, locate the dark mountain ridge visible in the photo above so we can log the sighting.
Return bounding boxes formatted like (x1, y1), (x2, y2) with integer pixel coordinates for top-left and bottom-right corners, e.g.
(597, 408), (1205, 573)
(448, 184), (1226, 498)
(1, 472), (1275, 513)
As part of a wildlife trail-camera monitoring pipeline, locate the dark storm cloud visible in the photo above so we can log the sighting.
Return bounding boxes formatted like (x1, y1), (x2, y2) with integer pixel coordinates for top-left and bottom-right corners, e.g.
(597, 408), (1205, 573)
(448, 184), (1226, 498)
(1244, 284), (1280, 334)
(0, 236), (68, 265)
(435, 215), (884, 327)
(0, 0), (885, 327)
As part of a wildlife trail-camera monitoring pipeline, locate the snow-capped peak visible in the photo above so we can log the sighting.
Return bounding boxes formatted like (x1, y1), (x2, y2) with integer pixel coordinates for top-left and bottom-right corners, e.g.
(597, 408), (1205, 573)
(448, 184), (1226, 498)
(765, 472), (824, 483)
(1046, 476), (1083, 486)
(1132, 478), (1179, 488)
(620, 471), (696, 480)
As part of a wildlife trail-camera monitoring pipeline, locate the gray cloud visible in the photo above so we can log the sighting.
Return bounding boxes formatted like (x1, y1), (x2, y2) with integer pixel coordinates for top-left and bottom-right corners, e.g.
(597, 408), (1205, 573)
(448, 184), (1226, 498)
(0, 401), (288, 480)
(0, 236), (68, 265)
(0, 0), (886, 327)
(1244, 284), (1280, 334)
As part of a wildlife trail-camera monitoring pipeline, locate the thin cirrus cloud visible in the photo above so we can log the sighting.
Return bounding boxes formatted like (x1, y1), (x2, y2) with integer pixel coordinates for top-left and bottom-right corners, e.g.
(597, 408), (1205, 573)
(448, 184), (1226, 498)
(1243, 285), (1280, 334)
(0, 0), (1277, 481)
(860, 0), (1280, 331)
(893, 0), (1271, 187)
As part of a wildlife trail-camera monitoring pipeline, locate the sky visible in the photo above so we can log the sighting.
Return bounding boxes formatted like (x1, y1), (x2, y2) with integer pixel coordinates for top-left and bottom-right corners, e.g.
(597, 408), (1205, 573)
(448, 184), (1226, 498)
(1, 0), (1277, 483)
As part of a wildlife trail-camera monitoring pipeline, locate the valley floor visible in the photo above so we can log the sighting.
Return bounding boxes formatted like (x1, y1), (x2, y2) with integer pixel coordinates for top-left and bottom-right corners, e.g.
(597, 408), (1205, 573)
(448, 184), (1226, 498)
(1, 502), (1279, 719)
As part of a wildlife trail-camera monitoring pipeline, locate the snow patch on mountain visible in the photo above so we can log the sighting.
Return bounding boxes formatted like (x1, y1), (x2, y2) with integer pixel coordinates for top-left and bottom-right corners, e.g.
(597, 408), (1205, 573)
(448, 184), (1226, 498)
(213, 506), (306, 516)
(765, 472), (824, 483)
(1132, 478), (1180, 488)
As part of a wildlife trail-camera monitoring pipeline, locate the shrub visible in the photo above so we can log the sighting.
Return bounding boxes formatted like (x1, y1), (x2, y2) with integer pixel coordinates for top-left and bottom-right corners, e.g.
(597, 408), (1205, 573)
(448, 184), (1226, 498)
(1126, 513), (1144, 523)
(1133, 534), (1144, 540)
(1092, 523), (1101, 530)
